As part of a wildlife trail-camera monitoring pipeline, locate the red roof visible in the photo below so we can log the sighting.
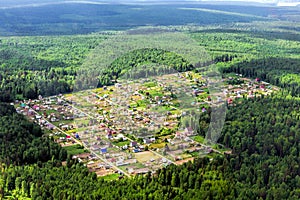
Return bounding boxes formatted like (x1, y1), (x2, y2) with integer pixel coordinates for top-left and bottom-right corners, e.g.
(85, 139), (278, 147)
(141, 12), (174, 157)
(227, 98), (233, 104)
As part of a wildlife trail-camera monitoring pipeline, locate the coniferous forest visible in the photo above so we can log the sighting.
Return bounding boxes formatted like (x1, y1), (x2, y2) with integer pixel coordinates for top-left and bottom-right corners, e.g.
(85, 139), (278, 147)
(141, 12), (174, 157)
(0, 2), (300, 200)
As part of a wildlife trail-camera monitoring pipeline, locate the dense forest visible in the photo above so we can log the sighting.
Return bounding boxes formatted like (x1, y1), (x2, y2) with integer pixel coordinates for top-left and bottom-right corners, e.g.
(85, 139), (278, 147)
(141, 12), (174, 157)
(222, 57), (300, 96)
(1, 20), (300, 101)
(0, 157), (233, 199)
(95, 48), (194, 88)
(0, 104), (67, 166)
(0, 34), (105, 101)
(0, 3), (300, 199)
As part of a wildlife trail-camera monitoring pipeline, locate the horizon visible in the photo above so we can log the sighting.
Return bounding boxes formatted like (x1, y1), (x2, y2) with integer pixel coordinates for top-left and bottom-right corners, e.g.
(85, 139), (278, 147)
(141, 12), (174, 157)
(1, 0), (299, 8)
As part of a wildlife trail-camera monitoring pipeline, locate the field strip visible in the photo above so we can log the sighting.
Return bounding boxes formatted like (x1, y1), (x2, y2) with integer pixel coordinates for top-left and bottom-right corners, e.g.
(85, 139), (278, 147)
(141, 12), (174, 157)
(179, 7), (269, 20)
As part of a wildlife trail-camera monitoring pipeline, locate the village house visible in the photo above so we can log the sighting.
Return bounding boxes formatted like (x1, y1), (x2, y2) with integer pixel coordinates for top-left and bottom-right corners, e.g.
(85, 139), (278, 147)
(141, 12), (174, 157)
(91, 145), (100, 151)
(227, 98), (233, 104)
(134, 168), (150, 175)
(130, 141), (138, 147)
(101, 147), (108, 154)
(174, 131), (182, 139)
(61, 124), (69, 130)
(106, 132), (113, 139)
(143, 138), (152, 144)
(184, 127), (194, 136)
(72, 153), (90, 160)
(47, 123), (55, 130)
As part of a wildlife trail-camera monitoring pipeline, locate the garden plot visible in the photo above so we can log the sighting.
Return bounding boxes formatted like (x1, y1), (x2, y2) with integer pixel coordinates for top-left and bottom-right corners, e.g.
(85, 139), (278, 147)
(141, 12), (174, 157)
(135, 151), (160, 163)
(87, 161), (115, 177)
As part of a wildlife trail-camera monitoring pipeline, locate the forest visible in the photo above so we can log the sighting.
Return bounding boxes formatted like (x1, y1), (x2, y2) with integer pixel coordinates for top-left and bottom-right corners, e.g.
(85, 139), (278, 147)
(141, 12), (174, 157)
(0, 104), (67, 166)
(0, 2), (300, 199)
(0, 34), (105, 101)
(2, 22), (300, 101)
(0, 3), (282, 36)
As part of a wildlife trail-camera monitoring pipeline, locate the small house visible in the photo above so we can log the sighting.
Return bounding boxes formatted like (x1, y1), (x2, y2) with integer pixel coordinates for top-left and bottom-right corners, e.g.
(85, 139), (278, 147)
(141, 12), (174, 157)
(101, 148), (108, 154)
(143, 118), (150, 123)
(106, 132), (113, 139)
(134, 168), (150, 175)
(139, 145), (145, 150)
(100, 123), (106, 128)
(130, 141), (138, 147)
(91, 145), (100, 151)
(132, 149), (140, 153)
(75, 133), (80, 139)
(47, 124), (55, 130)
(143, 139), (152, 144)
(175, 131), (181, 139)
(32, 105), (40, 111)
(227, 98), (233, 104)
(184, 127), (194, 136)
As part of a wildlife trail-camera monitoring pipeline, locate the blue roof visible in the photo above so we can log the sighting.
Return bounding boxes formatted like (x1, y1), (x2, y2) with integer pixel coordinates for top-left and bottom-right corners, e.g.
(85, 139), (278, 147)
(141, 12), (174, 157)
(101, 148), (107, 153)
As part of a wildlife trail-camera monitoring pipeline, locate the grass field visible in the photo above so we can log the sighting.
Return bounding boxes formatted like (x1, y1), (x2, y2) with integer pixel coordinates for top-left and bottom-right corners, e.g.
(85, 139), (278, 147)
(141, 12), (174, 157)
(149, 142), (166, 149)
(192, 135), (205, 143)
(135, 151), (160, 163)
(189, 151), (201, 157)
(101, 173), (119, 181)
(143, 82), (157, 88)
(63, 144), (88, 156)
(52, 120), (73, 127)
(112, 140), (130, 147)
(148, 90), (164, 97)
(151, 105), (173, 113)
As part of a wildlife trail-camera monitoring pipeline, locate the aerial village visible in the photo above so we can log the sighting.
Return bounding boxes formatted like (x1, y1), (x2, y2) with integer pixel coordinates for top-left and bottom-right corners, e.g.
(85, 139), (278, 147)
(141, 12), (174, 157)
(14, 71), (279, 179)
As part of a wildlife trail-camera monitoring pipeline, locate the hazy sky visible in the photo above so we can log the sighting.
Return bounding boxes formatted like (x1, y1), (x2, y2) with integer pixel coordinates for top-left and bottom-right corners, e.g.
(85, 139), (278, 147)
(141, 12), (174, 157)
(1, 0), (299, 8)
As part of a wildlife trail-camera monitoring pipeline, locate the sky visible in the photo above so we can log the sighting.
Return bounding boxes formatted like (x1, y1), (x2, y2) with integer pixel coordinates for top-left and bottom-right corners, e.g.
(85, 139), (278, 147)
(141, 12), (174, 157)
(0, 0), (299, 8)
